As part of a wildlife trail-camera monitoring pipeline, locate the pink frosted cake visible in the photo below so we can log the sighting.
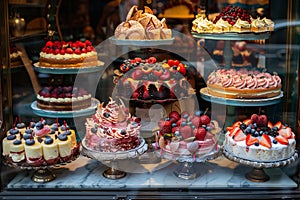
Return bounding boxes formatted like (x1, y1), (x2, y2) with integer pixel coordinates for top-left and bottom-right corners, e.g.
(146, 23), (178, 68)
(224, 114), (296, 162)
(84, 98), (141, 152)
(155, 110), (220, 157)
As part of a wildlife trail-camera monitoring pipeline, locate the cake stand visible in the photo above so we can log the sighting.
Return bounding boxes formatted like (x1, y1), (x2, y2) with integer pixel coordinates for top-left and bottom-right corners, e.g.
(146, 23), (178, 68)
(109, 37), (175, 46)
(80, 137), (148, 179)
(223, 148), (298, 182)
(3, 151), (80, 183)
(159, 146), (222, 180)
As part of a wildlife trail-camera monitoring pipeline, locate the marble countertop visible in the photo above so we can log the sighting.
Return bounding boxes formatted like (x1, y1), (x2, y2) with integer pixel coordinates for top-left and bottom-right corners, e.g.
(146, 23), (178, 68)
(6, 153), (298, 190)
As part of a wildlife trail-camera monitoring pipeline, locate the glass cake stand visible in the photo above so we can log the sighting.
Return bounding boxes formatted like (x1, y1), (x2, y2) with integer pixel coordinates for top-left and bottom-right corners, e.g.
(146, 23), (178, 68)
(223, 148), (299, 182)
(159, 146), (222, 180)
(3, 150), (80, 183)
(80, 137), (148, 179)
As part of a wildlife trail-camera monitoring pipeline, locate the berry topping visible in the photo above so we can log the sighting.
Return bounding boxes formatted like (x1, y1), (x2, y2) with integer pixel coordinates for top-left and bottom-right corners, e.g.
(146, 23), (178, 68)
(13, 139), (22, 145)
(25, 139), (35, 145)
(120, 129), (127, 135)
(58, 134), (68, 141)
(103, 112), (110, 118)
(259, 134), (272, 148)
(179, 125), (192, 139)
(148, 57), (157, 64)
(200, 115), (211, 125)
(9, 129), (19, 135)
(194, 127), (206, 141)
(35, 122), (44, 130)
(7, 134), (16, 140)
(25, 129), (33, 134)
(91, 127), (98, 133)
(44, 137), (54, 145)
(169, 111), (180, 122)
(16, 123), (25, 129)
(246, 134), (259, 146)
(233, 129), (246, 141)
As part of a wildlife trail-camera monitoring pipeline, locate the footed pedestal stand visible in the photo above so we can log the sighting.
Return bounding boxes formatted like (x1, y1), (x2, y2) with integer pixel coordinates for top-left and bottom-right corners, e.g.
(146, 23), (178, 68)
(81, 137), (148, 179)
(223, 148), (298, 182)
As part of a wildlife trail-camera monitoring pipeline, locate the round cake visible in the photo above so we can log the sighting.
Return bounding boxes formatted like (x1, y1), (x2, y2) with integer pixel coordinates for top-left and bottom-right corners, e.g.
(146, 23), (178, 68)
(113, 57), (194, 101)
(114, 5), (172, 40)
(84, 98), (141, 152)
(38, 40), (98, 68)
(2, 120), (79, 166)
(224, 114), (296, 162)
(206, 68), (281, 99)
(37, 86), (92, 111)
(155, 110), (220, 157)
(192, 5), (274, 33)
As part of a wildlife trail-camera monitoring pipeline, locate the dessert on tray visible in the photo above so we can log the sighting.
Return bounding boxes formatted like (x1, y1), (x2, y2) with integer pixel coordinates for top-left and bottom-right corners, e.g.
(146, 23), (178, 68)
(113, 56), (194, 101)
(38, 39), (98, 68)
(114, 5), (172, 40)
(37, 85), (92, 111)
(192, 5), (274, 33)
(154, 110), (220, 157)
(84, 98), (141, 152)
(206, 68), (281, 99)
(224, 114), (296, 162)
(2, 119), (79, 166)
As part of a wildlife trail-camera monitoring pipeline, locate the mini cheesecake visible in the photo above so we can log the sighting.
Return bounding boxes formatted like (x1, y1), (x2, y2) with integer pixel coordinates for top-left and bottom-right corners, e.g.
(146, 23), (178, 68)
(42, 137), (60, 165)
(24, 139), (44, 167)
(57, 133), (73, 162)
(9, 139), (25, 163)
(2, 134), (17, 157)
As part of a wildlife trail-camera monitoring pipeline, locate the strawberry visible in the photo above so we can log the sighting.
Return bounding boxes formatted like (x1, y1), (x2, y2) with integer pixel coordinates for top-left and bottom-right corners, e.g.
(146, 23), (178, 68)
(173, 60), (180, 66)
(200, 115), (210, 125)
(134, 57), (142, 62)
(74, 48), (81, 55)
(243, 118), (252, 125)
(132, 69), (143, 80)
(85, 40), (92, 46)
(273, 121), (282, 129)
(246, 134), (259, 146)
(191, 116), (202, 127)
(177, 63), (186, 75)
(257, 115), (268, 127)
(259, 134), (272, 148)
(268, 121), (273, 128)
(148, 57), (157, 64)
(194, 127), (206, 141)
(167, 59), (175, 67)
(275, 136), (289, 145)
(66, 48), (73, 54)
(81, 48), (87, 53)
(54, 49), (60, 55)
(179, 125), (192, 139)
(45, 41), (53, 47)
(278, 127), (292, 139)
(169, 111), (180, 122)
(233, 129), (246, 141)
(60, 49), (65, 55)
(226, 126), (234, 132)
(232, 121), (242, 127)
(229, 126), (241, 136)
(86, 46), (92, 52)
(250, 114), (259, 123)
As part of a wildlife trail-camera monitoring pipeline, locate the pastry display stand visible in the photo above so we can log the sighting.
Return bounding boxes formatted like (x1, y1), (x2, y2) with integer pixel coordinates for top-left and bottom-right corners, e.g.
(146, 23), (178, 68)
(192, 32), (270, 67)
(223, 148), (298, 182)
(159, 146), (222, 180)
(3, 151), (80, 183)
(80, 137), (148, 179)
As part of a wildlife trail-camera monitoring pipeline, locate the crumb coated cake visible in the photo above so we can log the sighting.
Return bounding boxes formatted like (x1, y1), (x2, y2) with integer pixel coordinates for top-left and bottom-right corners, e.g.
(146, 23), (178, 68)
(155, 110), (220, 157)
(113, 57), (193, 101)
(224, 114), (296, 162)
(192, 5), (274, 33)
(84, 98), (141, 152)
(39, 40), (98, 68)
(37, 86), (92, 111)
(206, 68), (281, 99)
(2, 119), (79, 166)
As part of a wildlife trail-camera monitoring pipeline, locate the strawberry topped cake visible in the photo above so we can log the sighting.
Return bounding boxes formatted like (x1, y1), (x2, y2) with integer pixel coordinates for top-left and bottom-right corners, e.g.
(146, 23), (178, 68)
(206, 68), (282, 99)
(113, 57), (194, 101)
(155, 110), (220, 158)
(224, 114), (296, 162)
(84, 98), (141, 152)
(38, 40), (98, 68)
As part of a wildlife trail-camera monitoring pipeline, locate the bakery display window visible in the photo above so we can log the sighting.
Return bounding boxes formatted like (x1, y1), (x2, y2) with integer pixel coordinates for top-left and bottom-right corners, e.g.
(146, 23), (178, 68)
(1, 0), (300, 199)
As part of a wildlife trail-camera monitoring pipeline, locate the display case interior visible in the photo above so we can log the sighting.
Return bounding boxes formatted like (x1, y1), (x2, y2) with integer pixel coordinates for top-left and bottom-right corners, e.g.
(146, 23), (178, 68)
(1, 0), (300, 199)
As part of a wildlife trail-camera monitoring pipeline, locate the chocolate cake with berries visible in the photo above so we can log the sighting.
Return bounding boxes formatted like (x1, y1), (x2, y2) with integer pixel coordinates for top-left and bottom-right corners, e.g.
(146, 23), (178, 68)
(38, 40), (98, 68)
(113, 57), (194, 101)
(224, 114), (296, 162)
(154, 110), (220, 157)
(37, 86), (91, 111)
(192, 5), (274, 33)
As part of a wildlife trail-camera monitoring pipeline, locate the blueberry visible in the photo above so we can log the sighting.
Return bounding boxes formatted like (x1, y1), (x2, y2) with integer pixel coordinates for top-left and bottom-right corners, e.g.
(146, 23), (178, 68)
(13, 139), (22, 145)
(182, 113), (189, 119)
(165, 117), (170, 121)
(25, 139), (35, 146)
(120, 129), (127, 135)
(23, 134), (31, 140)
(244, 127), (251, 134)
(171, 123), (177, 128)
(272, 127), (279, 131)
(273, 139), (278, 144)
(253, 123), (257, 128)
(35, 122), (44, 130)
(30, 122), (36, 128)
(239, 123), (247, 130)
(91, 127), (98, 133)
(103, 112), (110, 118)
(58, 134), (68, 141)
(194, 110), (202, 117)
(187, 121), (192, 126)
(9, 129), (19, 135)
(202, 124), (207, 128)
(250, 129), (256, 134)
(16, 123), (25, 129)
(25, 129), (33, 134)
(181, 121), (187, 126)
(132, 122), (139, 128)
(191, 125), (196, 130)
(254, 142), (259, 146)
(253, 131), (259, 137)
(206, 126), (212, 131)
(51, 126), (58, 131)
(7, 134), (16, 140)
(63, 130), (71, 135)
(174, 131), (181, 136)
(50, 130), (56, 135)
(44, 137), (54, 145)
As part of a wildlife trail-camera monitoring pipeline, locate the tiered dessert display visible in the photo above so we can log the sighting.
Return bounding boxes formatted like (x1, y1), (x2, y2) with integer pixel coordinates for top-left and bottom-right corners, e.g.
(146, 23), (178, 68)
(81, 98), (148, 179)
(2, 118), (79, 182)
(223, 114), (298, 182)
(191, 5), (297, 182)
(154, 110), (222, 179)
(31, 39), (103, 118)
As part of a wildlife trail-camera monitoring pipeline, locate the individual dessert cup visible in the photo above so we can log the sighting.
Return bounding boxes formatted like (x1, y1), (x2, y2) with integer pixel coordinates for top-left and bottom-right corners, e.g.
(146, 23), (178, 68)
(224, 114), (296, 162)
(84, 97), (141, 152)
